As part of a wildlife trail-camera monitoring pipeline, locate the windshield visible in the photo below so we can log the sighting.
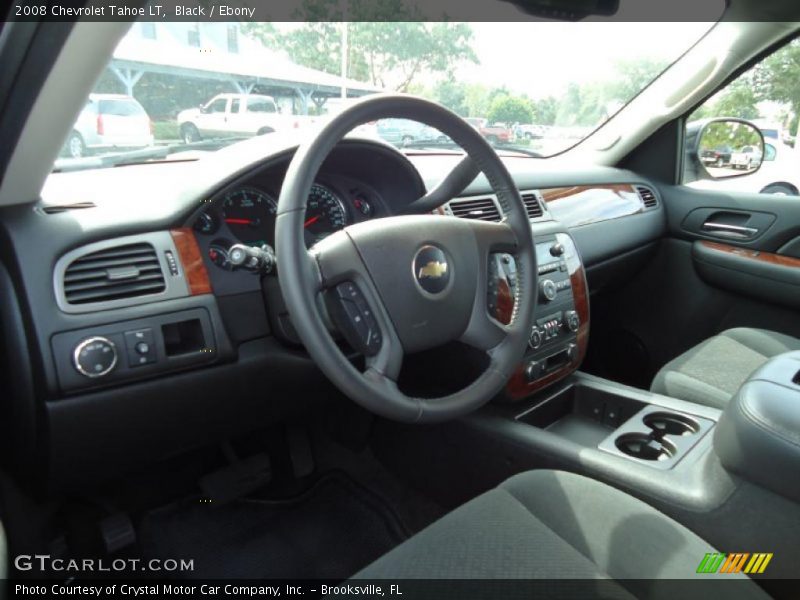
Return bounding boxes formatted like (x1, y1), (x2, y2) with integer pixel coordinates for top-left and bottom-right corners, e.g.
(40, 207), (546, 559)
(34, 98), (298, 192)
(54, 20), (717, 170)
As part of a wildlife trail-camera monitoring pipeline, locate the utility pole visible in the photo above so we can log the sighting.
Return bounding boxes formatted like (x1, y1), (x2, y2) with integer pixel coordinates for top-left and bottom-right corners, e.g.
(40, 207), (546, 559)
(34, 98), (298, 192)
(341, 22), (348, 100)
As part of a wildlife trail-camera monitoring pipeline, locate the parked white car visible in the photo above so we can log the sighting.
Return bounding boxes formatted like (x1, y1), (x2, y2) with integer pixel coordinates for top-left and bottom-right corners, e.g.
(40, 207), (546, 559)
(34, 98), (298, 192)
(177, 94), (307, 143)
(693, 140), (800, 196)
(61, 94), (154, 158)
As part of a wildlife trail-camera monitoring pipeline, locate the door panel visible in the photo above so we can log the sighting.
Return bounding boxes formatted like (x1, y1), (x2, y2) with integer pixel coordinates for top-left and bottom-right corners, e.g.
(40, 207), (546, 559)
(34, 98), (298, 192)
(662, 185), (800, 252)
(692, 240), (800, 310)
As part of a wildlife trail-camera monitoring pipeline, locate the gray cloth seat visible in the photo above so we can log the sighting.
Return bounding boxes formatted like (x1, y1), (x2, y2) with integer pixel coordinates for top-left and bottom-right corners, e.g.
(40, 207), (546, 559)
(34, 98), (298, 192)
(651, 327), (800, 409)
(355, 470), (765, 599)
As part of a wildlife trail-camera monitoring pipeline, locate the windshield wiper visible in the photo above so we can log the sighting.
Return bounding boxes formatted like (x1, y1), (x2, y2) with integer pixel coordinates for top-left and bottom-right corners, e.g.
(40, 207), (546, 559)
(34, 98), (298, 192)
(52, 137), (244, 173)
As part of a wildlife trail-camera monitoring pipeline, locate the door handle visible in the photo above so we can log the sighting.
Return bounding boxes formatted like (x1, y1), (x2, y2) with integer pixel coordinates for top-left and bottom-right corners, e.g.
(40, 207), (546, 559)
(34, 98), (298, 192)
(702, 221), (759, 239)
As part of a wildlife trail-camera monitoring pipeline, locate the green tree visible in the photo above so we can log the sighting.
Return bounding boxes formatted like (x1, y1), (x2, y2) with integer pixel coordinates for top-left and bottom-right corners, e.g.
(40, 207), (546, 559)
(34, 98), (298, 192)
(350, 22), (477, 91)
(532, 96), (557, 125)
(243, 7), (477, 92)
(754, 38), (800, 138)
(603, 57), (669, 104)
(433, 78), (468, 115)
(711, 77), (760, 120)
(488, 95), (533, 124)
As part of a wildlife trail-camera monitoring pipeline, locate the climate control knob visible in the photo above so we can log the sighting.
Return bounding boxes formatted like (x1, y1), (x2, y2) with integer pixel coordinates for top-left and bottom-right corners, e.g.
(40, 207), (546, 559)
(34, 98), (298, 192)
(524, 360), (543, 382)
(73, 336), (117, 378)
(565, 310), (580, 332)
(529, 327), (543, 349)
(540, 279), (557, 302)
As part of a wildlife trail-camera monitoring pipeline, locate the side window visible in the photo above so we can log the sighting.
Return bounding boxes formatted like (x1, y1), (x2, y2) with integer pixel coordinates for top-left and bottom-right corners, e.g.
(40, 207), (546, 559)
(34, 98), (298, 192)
(230, 99), (241, 113)
(684, 38), (800, 197)
(207, 99), (228, 114)
(247, 98), (276, 113)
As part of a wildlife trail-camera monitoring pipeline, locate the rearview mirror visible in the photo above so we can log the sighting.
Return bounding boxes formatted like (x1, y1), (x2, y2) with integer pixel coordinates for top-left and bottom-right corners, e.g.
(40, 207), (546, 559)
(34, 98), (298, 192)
(503, 0), (618, 19)
(691, 119), (764, 179)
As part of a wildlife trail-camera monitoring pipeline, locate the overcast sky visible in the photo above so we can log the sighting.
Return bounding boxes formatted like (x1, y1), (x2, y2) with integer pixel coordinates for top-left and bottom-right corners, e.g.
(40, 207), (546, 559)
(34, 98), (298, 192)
(274, 21), (717, 98)
(457, 22), (717, 99)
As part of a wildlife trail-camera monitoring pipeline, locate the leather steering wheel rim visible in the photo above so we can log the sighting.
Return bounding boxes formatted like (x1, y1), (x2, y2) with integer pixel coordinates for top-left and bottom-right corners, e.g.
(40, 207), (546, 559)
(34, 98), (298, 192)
(276, 94), (537, 424)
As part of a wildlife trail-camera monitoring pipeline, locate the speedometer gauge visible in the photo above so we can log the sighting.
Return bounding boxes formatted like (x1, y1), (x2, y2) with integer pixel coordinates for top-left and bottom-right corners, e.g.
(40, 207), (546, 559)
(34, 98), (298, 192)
(304, 183), (348, 246)
(221, 187), (277, 246)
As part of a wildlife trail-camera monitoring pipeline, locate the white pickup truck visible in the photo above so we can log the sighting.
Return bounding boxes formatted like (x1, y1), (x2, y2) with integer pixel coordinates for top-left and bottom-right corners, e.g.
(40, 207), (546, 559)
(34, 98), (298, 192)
(178, 94), (307, 143)
(729, 145), (763, 170)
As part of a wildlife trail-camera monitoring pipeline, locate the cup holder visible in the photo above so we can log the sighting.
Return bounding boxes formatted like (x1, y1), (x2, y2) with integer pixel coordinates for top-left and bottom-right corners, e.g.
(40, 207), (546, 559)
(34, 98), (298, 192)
(643, 412), (700, 437)
(615, 433), (677, 462)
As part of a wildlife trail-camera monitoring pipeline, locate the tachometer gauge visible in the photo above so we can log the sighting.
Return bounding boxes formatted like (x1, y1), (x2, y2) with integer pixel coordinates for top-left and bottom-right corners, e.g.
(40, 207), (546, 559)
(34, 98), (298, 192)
(304, 183), (348, 246)
(221, 186), (277, 246)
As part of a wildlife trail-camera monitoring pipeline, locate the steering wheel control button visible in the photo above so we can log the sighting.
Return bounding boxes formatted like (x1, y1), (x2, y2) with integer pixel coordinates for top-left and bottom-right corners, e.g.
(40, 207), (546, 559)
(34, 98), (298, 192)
(124, 328), (157, 367)
(328, 282), (382, 356)
(73, 337), (118, 378)
(413, 245), (451, 296)
(540, 279), (557, 302)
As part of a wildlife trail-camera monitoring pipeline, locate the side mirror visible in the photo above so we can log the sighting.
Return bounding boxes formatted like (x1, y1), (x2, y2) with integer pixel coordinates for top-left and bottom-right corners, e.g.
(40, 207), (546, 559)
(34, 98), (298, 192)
(687, 118), (764, 180)
(198, 104), (207, 113)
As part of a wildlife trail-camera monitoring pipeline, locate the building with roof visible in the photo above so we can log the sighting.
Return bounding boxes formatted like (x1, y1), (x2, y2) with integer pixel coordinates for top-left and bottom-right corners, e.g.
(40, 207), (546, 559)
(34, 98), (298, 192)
(106, 23), (381, 117)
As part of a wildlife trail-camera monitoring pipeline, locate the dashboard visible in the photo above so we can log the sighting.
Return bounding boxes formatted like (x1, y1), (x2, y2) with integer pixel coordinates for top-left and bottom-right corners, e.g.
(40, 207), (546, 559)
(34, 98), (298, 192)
(189, 142), (426, 296)
(198, 180), (378, 269)
(1, 135), (666, 488)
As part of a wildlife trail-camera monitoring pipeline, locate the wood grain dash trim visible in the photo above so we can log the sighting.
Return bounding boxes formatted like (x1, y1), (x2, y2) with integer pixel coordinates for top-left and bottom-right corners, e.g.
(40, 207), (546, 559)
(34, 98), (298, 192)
(170, 228), (212, 296)
(699, 241), (800, 270)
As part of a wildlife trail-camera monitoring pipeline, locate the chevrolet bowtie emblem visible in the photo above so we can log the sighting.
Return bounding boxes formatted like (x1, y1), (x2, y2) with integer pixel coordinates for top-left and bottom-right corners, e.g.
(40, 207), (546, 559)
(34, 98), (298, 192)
(418, 260), (448, 279)
(413, 245), (451, 295)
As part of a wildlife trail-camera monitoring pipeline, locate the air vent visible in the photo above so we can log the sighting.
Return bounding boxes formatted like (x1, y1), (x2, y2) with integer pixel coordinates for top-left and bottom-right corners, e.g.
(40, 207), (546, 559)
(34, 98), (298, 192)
(63, 243), (165, 305)
(521, 193), (544, 219)
(449, 197), (501, 222)
(637, 186), (658, 209)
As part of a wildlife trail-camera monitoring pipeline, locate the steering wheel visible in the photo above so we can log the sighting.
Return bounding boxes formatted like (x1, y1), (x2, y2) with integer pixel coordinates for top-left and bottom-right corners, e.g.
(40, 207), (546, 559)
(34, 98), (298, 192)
(276, 95), (537, 423)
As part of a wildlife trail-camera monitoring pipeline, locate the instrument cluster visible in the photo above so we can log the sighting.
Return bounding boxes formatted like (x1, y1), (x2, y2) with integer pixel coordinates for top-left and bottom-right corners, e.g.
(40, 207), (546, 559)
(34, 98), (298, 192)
(193, 180), (378, 271)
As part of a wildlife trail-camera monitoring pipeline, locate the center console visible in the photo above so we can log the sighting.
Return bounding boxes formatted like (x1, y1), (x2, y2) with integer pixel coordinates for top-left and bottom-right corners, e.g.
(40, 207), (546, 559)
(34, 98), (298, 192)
(715, 351), (800, 503)
(489, 232), (590, 400)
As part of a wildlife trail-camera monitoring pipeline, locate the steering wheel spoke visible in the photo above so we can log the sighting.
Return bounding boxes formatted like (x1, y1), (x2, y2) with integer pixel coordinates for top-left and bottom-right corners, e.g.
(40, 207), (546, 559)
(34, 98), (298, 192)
(469, 219), (520, 255)
(457, 218), (520, 352)
(459, 311), (508, 352)
(312, 231), (404, 378)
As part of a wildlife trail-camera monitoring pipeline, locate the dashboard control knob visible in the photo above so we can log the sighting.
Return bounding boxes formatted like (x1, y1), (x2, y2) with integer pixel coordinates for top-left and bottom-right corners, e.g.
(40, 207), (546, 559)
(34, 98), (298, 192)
(550, 243), (566, 257)
(566, 342), (579, 363)
(565, 310), (580, 332)
(529, 327), (543, 349)
(540, 279), (557, 302)
(524, 360), (543, 382)
(73, 336), (117, 378)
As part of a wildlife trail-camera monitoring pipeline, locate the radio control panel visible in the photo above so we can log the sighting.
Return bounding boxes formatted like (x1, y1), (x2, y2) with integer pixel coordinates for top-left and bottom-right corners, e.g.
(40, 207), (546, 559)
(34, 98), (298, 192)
(499, 232), (589, 401)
